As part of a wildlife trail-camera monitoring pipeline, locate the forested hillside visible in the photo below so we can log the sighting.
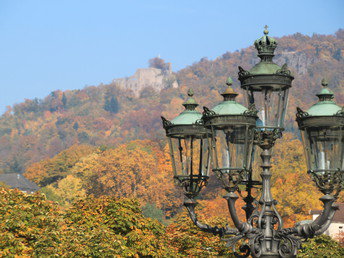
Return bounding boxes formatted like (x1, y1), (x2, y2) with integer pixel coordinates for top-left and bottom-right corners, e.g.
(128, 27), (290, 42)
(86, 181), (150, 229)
(0, 30), (343, 174)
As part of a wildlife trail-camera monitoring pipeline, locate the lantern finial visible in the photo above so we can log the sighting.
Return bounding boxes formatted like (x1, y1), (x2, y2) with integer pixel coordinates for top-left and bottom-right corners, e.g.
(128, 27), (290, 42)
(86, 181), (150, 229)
(187, 88), (194, 97)
(316, 79), (334, 102)
(222, 77), (238, 101)
(321, 78), (328, 87)
(263, 25), (269, 35)
(183, 89), (199, 110)
(226, 76), (233, 86)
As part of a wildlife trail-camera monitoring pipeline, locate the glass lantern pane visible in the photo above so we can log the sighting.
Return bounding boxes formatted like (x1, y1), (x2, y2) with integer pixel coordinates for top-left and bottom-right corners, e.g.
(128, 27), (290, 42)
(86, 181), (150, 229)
(213, 125), (254, 172)
(245, 88), (289, 129)
(301, 126), (344, 173)
(248, 146), (263, 182)
(169, 136), (211, 177)
(200, 137), (212, 177)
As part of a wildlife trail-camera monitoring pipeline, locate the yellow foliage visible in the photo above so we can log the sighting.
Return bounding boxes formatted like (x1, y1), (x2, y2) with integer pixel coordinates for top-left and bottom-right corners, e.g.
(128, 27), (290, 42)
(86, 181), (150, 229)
(47, 175), (86, 205)
(271, 133), (322, 227)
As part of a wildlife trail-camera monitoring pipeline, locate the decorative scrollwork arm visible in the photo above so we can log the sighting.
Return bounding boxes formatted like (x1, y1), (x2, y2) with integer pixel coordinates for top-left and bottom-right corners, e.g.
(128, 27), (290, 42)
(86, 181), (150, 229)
(315, 203), (339, 236)
(184, 198), (238, 237)
(280, 194), (337, 239)
(296, 107), (309, 119)
(224, 192), (256, 234)
(276, 63), (291, 76)
(161, 116), (172, 129)
(202, 106), (216, 118)
(243, 103), (259, 117)
(238, 66), (250, 79)
(336, 106), (344, 116)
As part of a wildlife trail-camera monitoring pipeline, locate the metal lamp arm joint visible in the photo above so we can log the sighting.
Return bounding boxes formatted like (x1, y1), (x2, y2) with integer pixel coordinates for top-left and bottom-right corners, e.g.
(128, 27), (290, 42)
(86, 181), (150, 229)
(184, 199), (238, 236)
(225, 191), (256, 234)
(280, 194), (338, 238)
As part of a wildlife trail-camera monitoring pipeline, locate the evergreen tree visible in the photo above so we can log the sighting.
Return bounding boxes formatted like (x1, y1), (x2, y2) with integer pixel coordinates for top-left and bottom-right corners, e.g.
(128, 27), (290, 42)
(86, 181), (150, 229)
(104, 96), (119, 114)
(62, 93), (67, 107)
(73, 122), (79, 131)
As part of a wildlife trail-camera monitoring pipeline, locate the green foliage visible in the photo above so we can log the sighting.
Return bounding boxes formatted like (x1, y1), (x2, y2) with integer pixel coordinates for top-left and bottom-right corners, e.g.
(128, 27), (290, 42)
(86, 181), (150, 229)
(39, 185), (63, 202)
(166, 211), (233, 257)
(142, 202), (166, 224)
(0, 187), (62, 256)
(299, 235), (344, 257)
(0, 187), (176, 257)
(1, 187), (344, 257)
(62, 92), (67, 107)
(63, 197), (173, 257)
(73, 121), (79, 130)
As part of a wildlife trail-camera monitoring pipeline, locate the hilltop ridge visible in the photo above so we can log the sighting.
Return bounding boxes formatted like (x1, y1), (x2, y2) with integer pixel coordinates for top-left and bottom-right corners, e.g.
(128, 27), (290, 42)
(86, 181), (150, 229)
(0, 30), (343, 173)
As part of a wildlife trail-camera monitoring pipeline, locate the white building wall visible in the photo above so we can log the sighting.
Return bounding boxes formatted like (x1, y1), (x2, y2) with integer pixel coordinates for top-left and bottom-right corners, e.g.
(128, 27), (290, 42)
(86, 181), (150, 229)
(324, 222), (344, 239)
(312, 214), (344, 239)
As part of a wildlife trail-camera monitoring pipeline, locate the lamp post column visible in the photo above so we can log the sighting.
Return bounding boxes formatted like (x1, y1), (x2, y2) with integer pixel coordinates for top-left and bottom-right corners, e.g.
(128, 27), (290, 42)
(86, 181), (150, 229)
(259, 148), (279, 256)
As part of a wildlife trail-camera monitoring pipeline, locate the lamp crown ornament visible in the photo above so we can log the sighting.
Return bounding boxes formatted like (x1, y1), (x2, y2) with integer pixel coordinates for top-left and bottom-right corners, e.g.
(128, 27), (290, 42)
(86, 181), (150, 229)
(254, 25), (277, 59)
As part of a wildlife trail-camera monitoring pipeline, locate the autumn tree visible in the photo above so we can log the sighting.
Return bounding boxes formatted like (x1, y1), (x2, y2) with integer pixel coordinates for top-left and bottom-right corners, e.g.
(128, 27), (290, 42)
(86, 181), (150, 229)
(42, 174), (86, 205)
(271, 133), (322, 227)
(166, 210), (233, 257)
(72, 140), (180, 213)
(0, 187), (62, 256)
(24, 144), (96, 186)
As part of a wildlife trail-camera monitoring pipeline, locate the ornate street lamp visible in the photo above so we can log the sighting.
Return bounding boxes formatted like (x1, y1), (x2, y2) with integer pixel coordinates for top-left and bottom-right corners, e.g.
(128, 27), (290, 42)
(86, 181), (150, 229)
(162, 90), (232, 235)
(161, 89), (211, 199)
(202, 77), (258, 191)
(296, 79), (344, 196)
(161, 27), (343, 257)
(238, 26), (293, 133)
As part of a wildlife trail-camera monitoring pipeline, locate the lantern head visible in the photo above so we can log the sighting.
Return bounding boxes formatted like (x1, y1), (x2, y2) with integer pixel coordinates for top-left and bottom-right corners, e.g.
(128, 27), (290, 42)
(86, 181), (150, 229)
(202, 77), (258, 191)
(296, 79), (344, 195)
(162, 89), (212, 198)
(238, 27), (294, 133)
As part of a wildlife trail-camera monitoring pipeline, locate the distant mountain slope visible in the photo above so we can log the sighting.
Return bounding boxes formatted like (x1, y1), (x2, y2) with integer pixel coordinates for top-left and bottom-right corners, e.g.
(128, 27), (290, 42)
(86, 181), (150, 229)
(0, 30), (343, 173)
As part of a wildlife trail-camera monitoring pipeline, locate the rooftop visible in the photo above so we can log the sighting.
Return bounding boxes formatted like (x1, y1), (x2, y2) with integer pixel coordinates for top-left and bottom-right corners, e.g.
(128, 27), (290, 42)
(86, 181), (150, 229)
(311, 203), (344, 223)
(0, 173), (40, 193)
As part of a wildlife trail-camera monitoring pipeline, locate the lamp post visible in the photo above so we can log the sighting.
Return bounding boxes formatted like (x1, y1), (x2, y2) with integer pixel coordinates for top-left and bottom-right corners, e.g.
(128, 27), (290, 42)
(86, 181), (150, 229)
(161, 27), (344, 258)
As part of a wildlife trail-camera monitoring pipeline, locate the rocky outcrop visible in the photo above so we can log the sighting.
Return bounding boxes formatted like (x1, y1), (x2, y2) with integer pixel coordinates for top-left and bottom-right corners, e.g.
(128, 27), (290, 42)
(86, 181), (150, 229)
(114, 64), (178, 97)
(275, 50), (318, 75)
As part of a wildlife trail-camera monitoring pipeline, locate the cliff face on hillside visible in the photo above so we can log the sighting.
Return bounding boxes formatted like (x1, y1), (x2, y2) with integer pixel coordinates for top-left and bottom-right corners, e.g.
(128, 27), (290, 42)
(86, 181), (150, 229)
(0, 30), (343, 174)
(275, 50), (318, 75)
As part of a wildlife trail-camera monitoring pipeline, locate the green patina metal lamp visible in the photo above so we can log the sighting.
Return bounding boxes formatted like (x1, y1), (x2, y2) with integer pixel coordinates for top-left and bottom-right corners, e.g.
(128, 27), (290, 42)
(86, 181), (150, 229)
(238, 26), (294, 138)
(202, 77), (258, 190)
(161, 89), (212, 198)
(160, 27), (343, 257)
(296, 79), (344, 195)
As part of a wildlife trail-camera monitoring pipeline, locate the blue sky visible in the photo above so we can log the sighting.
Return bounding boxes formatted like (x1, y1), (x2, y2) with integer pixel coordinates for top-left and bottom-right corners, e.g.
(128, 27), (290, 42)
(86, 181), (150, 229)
(0, 0), (343, 114)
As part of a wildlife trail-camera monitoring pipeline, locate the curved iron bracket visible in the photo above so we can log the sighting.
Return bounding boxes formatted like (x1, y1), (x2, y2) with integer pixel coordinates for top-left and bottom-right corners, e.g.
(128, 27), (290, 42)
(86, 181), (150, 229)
(224, 191), (257, 234)
(184, 197), (238, 237)
(278, 194), (338, 239)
